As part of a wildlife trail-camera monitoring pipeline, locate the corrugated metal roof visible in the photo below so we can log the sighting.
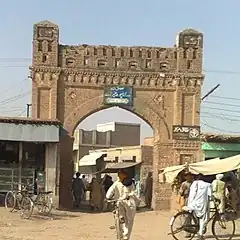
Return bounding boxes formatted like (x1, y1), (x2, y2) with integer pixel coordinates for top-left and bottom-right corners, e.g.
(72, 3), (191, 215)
(0, 116), (61, 126)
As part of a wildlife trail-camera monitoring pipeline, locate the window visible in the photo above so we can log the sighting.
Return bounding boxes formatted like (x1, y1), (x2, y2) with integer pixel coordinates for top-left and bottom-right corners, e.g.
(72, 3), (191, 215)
(121, 49), (124, 57)
(48, 42), (52, 52)
(160, 62), (168, 70)
(156, 50), (159, 58)
(42, 54), (48, 62)
(132, 156), (136, 162)
(174, 51), (177, 59)
(147, 50), (151, 58)
(193, 50), (196, 59)
(85, 48), (90, 55)
(130, 49), (133, 57)
(98, 60), (107, 67)
(103, 48), (107, 56)
(94, 48), (97, 55)
(84, 57), (89, 65)
(112, 48), (115, 56)
(66, 58), (74, 67)
(129, 61), (137, 68)
(146, 59), (151, 68)
(187, 60), (193, 69)
(38, 42), (42, 51)
(115, 156), (119, 162)
(183, 50), (187, 58)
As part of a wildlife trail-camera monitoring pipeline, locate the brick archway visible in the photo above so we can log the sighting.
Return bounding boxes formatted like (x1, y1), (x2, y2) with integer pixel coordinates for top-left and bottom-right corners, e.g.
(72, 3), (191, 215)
(30, 21), (204, 209)
(64, 94), (169, 139)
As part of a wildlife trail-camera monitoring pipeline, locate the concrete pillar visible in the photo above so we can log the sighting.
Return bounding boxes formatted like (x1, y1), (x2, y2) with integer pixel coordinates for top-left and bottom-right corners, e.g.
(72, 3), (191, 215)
(45, 143), (58, 207)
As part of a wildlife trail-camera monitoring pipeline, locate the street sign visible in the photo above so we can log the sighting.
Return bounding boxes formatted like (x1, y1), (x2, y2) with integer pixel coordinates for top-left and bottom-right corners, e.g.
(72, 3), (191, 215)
(103, 86), (133, 106)
(172, 125), (200, 140)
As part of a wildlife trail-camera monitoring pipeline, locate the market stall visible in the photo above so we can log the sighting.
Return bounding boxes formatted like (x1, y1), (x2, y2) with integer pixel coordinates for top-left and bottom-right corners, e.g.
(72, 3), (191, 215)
(162, 155), (240, 183)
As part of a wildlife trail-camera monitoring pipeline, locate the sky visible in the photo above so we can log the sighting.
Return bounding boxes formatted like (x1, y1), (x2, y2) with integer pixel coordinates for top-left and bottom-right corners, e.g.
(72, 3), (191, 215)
(0, 0), (240, 141)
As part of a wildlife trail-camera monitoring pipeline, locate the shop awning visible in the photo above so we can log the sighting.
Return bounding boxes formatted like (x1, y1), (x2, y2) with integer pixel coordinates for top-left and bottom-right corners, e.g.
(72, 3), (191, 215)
(100, 162), (141, 173)
(79, 152), (106, 167)
(162, 156), (240, 183)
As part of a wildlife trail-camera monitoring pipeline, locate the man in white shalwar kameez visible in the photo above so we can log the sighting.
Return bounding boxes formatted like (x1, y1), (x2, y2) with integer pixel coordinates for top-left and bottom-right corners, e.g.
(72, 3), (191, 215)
(187, 174), (212, 239)
(106, 170), (139, 240)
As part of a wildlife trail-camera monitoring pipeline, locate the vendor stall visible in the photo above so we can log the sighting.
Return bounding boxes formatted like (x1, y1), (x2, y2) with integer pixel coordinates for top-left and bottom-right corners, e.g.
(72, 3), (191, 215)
(162, 155), (240, 184)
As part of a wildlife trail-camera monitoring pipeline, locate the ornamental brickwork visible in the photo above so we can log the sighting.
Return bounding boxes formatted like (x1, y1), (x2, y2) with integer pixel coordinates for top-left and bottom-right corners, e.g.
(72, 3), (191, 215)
(30, 20), (204, 210)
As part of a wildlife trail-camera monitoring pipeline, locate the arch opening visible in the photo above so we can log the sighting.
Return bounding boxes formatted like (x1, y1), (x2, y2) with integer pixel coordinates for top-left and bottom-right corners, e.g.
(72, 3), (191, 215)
(72, 106), (154, 209)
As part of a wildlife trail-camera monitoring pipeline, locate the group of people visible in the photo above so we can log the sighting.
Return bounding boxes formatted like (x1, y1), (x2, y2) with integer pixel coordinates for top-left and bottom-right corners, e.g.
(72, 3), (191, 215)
(72, 172), (114, 210)
(71, 170), (153, 240)
(178, 171), (239, 239)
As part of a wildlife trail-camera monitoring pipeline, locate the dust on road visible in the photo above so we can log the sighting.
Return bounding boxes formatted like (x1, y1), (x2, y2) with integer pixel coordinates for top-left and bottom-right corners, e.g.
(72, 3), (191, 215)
(0, 207), (240, 240)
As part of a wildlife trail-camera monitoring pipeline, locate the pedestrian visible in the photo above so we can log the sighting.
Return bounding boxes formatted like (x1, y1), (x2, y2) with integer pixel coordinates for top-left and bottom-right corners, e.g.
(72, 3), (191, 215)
(212, 173), (226, 218)
(178, 172), (192, 209)
(178, 172), (193, 238)
(144, 172), (153, 209)
(106, 169), (140, 240)
(89, 177), (102, 211)
(72, 172), (85, 208)
(81, 175), (89, 202)
(186, 173), (212, 240)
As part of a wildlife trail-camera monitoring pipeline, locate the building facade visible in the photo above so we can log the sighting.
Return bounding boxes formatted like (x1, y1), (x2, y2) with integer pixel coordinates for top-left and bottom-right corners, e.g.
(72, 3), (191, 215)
(0, 117), (60, 205)
(30, 20), (204, 209)
(89, 145), (153, 183)
(73, 122), (141, 170)
(202, 133), (240, 159)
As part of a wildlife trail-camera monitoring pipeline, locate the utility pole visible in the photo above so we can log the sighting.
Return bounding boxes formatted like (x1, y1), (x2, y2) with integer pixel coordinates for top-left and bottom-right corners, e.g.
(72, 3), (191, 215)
(201, 84), (220, 101)
(26, 104), (32, 117)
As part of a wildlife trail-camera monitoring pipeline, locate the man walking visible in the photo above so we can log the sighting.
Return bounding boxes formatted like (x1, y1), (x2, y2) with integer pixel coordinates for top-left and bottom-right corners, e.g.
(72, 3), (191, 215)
(72, 172), (85, 208)
(186, 174), (212, 240)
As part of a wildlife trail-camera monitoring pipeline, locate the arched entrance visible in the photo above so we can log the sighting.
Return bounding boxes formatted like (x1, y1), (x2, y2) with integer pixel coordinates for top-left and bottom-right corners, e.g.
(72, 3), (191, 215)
(30, 20), (204, 210)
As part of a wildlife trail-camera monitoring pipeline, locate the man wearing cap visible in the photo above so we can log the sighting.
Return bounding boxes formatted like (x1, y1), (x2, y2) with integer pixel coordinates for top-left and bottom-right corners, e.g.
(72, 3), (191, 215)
(106, 169), (139, 240)
(212, 173), (226, 217)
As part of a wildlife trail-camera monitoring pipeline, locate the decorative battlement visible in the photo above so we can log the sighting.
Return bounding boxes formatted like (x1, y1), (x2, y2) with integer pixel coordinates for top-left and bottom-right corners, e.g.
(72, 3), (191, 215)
(32, 21), (204, 74)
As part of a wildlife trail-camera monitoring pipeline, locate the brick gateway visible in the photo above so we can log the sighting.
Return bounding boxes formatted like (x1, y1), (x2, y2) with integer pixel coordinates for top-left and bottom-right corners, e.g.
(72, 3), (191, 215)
(30, 20), (204, 210)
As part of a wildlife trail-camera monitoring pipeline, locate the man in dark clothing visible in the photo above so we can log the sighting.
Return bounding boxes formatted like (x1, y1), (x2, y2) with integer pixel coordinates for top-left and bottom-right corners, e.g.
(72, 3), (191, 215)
(144, 172), (153, 208)
(72, 172), (85, 208)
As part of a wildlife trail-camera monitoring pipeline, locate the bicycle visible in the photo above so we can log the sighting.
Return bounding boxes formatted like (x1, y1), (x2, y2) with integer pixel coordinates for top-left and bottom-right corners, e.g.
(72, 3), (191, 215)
(33, 191), (53, 215)
(169, 198), (236, 240)
(5, 183), (33, 214)
(107, 199), (124, 240)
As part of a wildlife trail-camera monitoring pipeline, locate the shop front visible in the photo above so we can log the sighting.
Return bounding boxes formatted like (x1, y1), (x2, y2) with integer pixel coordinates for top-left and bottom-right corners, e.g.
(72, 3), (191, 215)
(0, 117), (60, 205)
(201, 133), (240, 160)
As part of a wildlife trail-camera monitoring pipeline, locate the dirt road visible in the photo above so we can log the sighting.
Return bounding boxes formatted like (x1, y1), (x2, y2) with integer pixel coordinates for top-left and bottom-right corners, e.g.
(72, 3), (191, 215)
(0, 207), (240, 240)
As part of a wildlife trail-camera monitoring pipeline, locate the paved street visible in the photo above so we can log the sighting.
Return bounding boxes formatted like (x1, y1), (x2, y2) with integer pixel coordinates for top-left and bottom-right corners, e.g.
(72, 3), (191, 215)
(0, 207), (240, 240)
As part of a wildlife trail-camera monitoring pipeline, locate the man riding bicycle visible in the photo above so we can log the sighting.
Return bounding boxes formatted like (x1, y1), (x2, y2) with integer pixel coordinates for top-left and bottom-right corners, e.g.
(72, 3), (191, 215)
(106, 169), (140, 240)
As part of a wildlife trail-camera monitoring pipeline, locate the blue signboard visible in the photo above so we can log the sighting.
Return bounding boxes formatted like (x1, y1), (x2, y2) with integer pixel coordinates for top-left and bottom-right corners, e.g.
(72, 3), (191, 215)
(104, 86), (133, 106)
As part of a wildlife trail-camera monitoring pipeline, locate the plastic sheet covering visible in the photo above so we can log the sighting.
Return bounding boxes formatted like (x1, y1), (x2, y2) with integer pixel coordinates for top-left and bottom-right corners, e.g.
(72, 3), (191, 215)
(163, 165), (186, 183)
(161, 157), (238, 183)
(188, 156), (240, 175)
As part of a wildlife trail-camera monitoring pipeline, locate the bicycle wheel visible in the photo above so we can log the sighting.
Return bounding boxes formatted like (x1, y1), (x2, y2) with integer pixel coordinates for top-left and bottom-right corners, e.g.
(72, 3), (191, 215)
(114, 210), (123, 240)
(170, 211), (198, 240)
(5, 191), (16, 212)
(41, 194), (53, 214)
(20, 196), (34, 219)
(212, 215), (235, 240)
